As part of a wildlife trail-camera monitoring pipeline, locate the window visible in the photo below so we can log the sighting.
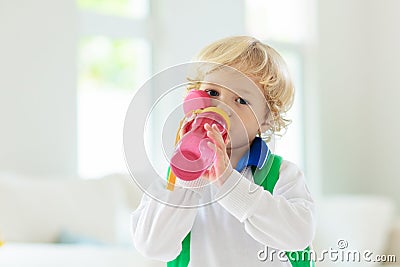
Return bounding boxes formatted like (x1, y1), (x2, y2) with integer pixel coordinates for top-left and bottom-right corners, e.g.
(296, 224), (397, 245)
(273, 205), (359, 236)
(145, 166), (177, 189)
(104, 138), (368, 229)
(77, 0), (148, 18)
(77, 0), (151, 178)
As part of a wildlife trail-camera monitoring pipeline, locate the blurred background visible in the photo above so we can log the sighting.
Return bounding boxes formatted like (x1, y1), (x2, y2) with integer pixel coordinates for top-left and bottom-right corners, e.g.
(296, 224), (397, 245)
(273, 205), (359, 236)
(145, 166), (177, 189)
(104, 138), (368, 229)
(0, 0), (399, 266)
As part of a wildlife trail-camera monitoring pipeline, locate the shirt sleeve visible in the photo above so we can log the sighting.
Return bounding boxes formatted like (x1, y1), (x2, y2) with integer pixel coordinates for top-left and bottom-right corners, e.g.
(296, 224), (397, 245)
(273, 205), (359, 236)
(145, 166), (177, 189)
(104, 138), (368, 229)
(131, 178), (203, 261)
(214, 160), (316, 251)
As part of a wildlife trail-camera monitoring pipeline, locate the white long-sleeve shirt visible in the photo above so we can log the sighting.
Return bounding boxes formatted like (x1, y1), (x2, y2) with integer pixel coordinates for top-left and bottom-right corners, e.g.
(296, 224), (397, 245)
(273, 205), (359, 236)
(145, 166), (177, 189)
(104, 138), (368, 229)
(131, 160), (316, 267)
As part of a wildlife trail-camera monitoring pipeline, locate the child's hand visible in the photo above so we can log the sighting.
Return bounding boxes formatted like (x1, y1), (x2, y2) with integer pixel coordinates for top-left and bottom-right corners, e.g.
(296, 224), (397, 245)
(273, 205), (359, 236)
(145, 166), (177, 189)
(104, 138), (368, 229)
(203, 123), (233, 187)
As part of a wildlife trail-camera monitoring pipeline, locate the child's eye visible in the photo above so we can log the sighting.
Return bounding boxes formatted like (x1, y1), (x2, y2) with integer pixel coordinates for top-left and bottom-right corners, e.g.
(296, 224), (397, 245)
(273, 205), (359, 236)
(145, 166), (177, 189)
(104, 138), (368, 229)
(205, 89), (219, 97)
(236, 97), (249, 105)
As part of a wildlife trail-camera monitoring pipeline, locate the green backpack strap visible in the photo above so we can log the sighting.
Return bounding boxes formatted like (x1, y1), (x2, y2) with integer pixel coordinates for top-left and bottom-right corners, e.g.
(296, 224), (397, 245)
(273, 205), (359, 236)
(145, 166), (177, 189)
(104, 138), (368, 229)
(253, 154), (314, 267)
(167, 232), (191, 267)
(253, 154), (282, 193)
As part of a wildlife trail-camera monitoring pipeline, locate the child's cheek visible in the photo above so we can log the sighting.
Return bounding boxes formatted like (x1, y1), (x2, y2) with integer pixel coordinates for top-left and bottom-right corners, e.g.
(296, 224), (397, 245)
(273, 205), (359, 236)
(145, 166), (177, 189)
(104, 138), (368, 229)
(228, 120), (248, 143)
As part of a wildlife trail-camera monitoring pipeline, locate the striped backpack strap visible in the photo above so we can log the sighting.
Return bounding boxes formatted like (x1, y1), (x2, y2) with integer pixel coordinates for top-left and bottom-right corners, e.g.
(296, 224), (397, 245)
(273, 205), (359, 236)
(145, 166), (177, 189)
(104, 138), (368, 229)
(166, 166), (191, 267)
(253, 154), (315, 267)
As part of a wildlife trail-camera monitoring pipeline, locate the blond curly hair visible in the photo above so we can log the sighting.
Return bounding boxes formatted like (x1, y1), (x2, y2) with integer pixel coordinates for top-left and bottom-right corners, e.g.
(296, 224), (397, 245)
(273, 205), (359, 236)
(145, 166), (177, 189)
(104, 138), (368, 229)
(187, 36), (295, 141)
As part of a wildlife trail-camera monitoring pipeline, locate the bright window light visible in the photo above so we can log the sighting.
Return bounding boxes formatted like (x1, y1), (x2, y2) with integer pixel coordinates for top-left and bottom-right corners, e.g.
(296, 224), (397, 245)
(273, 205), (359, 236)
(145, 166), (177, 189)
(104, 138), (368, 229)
(77, 0), (149, 19)
(273, 50), (304, 168)
(246, 0), (315, 44)
(77, 37), (150, 178)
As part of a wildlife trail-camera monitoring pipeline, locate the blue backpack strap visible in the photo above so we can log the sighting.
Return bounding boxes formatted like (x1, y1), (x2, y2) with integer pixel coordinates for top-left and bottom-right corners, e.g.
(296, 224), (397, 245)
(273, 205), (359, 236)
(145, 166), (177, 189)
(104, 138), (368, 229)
(253, 154), (314, 267)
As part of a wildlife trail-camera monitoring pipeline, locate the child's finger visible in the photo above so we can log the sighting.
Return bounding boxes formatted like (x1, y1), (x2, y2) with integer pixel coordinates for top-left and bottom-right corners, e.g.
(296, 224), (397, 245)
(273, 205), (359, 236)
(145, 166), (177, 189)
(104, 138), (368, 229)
(208, 141), (224, 165)
(204, 123), (212, 131)
(206, 132), (224, 150)
(208, 141), (227, 169)
(202, 169), (210, 180)
(209, 166), (216, 177)
(211, 124), (226, 145)
(204, 124), (217, 141)
(204, 123), (222, 137)
(206, 125), (225, 149)
(207, 141), (216, 152)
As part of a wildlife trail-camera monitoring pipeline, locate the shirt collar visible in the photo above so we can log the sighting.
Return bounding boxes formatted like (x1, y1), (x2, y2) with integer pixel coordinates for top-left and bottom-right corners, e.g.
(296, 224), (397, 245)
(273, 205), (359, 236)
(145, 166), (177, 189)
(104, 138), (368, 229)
(235, 137), (271, 172)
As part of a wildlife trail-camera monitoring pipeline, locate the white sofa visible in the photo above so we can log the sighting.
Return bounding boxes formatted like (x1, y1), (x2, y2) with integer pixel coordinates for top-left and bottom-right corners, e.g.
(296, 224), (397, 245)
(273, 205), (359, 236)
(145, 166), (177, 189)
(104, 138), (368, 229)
(0, 172), (399, 267)
(313, 195), (400, 267)
(0, 171), (164, 267)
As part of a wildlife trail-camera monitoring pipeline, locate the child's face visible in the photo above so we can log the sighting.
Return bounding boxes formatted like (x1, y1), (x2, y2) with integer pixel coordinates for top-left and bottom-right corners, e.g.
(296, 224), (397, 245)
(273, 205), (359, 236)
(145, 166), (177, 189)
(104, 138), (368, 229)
(198, 67), (269, 150)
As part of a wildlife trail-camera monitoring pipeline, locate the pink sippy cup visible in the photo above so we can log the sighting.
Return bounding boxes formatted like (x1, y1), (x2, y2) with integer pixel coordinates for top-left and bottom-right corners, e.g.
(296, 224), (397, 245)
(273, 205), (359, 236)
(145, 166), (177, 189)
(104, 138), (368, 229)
(170, 89), (230, 181)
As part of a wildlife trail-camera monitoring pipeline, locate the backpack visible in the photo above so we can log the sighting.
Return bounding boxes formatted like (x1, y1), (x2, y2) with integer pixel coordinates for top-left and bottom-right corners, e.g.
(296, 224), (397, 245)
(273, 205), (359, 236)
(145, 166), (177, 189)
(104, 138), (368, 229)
(167, 154), (315, 267)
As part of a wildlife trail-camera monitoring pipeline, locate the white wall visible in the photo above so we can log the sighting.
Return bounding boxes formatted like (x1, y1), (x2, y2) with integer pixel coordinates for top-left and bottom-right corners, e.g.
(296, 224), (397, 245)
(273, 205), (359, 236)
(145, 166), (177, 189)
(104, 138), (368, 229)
(0, 1), (78, 176)
(150, 0), (245, 72)
(317, 0), (400, 211)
